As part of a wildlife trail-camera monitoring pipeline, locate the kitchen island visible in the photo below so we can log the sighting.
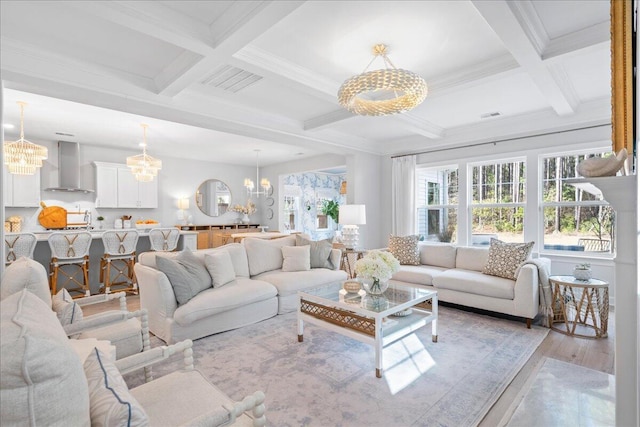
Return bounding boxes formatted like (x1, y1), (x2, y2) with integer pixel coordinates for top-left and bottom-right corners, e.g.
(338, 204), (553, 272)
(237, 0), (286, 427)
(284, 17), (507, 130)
(29, 229), (197, 294)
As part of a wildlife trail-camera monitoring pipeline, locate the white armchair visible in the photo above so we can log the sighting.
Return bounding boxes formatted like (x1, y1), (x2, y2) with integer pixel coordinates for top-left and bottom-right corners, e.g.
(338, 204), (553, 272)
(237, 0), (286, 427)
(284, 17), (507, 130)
(0, 257), (150, 362)
(116, 339), (267, 426)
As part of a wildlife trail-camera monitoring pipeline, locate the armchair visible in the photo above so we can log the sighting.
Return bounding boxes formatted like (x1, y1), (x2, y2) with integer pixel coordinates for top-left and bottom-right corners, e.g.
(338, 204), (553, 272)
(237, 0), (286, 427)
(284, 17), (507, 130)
(0, 257), (150, 362)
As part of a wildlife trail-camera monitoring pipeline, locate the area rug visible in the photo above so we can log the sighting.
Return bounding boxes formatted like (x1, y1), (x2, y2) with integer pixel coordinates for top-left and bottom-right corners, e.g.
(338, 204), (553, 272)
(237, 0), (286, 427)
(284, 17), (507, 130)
(125, 306), (548, 427)
(506, 358), (615, 427)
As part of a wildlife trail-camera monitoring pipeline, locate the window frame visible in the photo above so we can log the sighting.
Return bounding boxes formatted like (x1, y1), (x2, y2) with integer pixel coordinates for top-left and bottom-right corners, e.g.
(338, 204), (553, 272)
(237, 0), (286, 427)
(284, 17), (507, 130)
(416, 165), (459, 243)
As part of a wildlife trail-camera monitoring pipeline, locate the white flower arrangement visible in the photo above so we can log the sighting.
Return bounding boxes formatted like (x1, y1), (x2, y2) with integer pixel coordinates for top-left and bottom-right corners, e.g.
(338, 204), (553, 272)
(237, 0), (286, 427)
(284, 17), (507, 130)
(229, 200), (256, 215)
(354, 250), (400, 281)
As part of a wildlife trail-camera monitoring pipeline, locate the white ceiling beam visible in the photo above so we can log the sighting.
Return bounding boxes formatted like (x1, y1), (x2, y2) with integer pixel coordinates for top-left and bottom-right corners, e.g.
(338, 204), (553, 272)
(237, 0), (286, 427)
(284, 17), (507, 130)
(542, 21), (610, 61)
(304, 109), (354, 130)
(394, 114), (445, 139)
(471, 0), (577, 116)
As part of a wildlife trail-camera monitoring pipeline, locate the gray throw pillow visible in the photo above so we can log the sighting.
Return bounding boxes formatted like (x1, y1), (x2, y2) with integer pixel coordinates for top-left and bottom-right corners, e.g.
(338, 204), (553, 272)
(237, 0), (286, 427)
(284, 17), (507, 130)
(156, 250), (212, 305)
(295, 235), (333, 269)
(204, 251), (236, 288)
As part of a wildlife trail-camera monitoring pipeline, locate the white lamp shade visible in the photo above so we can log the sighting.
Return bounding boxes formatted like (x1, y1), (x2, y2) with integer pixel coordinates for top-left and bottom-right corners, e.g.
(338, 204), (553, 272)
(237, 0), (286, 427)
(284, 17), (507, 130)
(177, 198), (190, 210)
(339, 204), (366, 225)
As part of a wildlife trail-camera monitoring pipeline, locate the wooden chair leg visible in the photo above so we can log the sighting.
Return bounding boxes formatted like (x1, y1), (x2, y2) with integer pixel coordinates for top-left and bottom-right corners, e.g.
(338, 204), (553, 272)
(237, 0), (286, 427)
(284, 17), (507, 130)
(50, 263), (58, 294)
(83, 256), (90, 297)
(526, 318), (532, 329)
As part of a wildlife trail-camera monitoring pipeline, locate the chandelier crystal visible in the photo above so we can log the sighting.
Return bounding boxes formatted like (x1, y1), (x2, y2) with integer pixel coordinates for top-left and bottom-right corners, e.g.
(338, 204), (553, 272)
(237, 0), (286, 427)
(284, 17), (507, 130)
(244, 150), (270, 197)
(3, 102), (48, 175)
(126, 124), (162, 182)
(338, 44), (427, 116)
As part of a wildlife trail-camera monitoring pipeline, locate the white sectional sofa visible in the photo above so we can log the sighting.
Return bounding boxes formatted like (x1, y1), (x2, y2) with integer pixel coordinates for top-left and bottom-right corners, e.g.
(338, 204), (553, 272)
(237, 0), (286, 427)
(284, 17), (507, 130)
(135, 236), (347, 344)
(390, 243), (548, 327)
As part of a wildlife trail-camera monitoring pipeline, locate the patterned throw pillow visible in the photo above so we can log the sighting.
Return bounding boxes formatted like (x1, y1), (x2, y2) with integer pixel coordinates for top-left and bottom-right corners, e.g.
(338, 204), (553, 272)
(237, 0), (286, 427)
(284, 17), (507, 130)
(482, 238), (534, 280)
(388, 235), (420, 265)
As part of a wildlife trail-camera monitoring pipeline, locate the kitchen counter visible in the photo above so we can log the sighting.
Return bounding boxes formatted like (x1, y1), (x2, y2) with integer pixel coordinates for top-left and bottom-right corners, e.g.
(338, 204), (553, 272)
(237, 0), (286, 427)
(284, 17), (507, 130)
(29, 229), (197, 294)
(29, 229), (197, 241)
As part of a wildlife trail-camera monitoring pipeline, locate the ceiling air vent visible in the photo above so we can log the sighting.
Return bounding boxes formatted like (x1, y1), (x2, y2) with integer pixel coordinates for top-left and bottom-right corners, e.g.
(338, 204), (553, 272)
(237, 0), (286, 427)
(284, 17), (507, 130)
(480, 112), (501, 119)
(201, 65), (262, 93)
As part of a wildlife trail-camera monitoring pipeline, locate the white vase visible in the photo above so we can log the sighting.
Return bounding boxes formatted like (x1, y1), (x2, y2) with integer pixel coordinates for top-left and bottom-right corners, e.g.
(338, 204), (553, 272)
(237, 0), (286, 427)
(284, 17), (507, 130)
(242, 213), (250, 224)
(573, 268), (592, 281)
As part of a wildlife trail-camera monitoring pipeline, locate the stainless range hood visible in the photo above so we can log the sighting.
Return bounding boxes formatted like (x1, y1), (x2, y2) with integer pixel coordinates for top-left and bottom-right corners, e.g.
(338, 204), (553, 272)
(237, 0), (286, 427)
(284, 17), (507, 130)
(44, 141), (94, 193)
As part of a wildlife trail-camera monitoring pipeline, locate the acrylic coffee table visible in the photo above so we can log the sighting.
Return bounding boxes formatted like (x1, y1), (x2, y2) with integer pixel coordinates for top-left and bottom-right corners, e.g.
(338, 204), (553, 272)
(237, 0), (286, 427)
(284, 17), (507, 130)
(297, 281), (438, 378)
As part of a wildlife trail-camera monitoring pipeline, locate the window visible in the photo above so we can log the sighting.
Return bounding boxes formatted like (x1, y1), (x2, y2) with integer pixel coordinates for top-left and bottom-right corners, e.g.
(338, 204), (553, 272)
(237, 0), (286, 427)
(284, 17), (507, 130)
(541, 153), (614, 254)
(416, 166), (458, 242)
(471, 160), (526, 243)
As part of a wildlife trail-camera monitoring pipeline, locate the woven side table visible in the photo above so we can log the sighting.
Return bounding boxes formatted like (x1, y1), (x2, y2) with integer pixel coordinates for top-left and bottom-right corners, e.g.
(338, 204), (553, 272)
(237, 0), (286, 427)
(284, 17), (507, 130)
(549, 275), (609, 339)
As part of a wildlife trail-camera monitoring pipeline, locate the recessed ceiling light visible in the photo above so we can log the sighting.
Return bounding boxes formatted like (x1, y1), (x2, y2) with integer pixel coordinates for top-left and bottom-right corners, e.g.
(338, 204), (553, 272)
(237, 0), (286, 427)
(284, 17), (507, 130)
(139, 142), (147, 147)
(295, 152), (304, 156)
(3, 123), (15, 129)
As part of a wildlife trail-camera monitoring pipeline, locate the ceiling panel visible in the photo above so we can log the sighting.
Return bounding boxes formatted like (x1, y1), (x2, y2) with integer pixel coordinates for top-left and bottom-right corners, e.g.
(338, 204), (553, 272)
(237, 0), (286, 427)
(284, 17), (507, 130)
(0, 2), (184, 79)
(160, 1), (234, 26)
(532, 0), (610, 39)
(250, 1), (510, 83)
(561, 50), (611, 102)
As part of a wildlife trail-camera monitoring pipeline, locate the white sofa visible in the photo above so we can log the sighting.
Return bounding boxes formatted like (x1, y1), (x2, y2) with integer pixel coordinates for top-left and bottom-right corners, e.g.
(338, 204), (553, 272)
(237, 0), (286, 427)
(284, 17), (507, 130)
(135, 236), (347, 344)
(390, 243), (548, 327)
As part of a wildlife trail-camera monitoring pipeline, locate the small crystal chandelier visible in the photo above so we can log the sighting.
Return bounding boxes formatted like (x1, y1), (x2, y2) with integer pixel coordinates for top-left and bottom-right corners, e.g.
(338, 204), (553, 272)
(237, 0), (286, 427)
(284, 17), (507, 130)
(338, 44), (428, 116)
(126, 124), (162, 182)
(3, 101), (48, 175)
(244, 150), (270, 197)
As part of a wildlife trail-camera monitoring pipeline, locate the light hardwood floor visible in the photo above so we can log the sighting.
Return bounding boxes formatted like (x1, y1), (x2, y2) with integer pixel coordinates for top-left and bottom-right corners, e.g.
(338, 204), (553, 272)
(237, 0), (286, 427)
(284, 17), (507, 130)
(90, 296), (615, 426)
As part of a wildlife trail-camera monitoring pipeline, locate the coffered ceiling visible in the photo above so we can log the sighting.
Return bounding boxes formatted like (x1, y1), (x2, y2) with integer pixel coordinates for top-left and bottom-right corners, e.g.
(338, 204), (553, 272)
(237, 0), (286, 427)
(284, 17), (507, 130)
(0, 1), (611, 166)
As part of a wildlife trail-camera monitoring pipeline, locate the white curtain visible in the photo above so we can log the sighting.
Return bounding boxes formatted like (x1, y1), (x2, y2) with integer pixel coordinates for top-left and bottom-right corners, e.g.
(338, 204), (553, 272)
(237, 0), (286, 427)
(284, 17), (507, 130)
(391, 155), (416, 236)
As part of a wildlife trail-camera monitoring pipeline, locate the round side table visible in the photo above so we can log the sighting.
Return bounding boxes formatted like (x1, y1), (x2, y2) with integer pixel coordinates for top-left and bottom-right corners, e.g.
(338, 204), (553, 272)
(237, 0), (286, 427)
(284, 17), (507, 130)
(548, 275), (609, 339)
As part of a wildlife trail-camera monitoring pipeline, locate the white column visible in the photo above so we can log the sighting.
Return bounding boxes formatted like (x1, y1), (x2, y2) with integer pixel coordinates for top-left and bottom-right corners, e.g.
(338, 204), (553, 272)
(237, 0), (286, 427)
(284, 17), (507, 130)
(588, 176), (638, 426)
(457, 161), (469, 246)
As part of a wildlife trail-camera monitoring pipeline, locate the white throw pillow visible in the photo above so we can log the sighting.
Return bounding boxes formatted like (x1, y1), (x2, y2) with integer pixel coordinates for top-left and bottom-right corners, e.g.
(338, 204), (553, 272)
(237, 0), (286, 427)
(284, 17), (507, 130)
(244, 235), (297, 276)
(84, 347), (148, 427)
(0, 289), (90, 426)
(0, 256), (52, 306)
(52, 288), (84, 326)
(281, 245), (311, 272)
(204, 251), (237, 288)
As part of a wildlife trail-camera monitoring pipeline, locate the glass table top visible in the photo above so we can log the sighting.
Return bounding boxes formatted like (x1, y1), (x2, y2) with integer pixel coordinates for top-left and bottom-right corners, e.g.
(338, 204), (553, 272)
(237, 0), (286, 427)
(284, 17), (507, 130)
(300, 281), (436, 314)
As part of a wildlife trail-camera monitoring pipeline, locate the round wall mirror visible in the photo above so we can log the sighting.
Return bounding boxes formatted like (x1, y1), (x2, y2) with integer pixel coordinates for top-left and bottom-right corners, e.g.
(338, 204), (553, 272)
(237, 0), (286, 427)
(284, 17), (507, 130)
(195, 179), (232, 217)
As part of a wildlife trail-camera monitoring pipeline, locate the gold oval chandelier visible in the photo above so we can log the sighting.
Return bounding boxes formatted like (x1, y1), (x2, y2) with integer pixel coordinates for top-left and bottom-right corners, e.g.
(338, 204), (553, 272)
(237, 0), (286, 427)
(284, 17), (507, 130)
(338, 44), (427, 116)
(3, 101), (48, 175)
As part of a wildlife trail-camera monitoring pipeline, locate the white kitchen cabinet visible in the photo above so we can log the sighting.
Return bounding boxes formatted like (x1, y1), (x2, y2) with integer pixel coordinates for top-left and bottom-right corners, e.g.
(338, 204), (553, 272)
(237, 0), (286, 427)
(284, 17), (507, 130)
(3, 167), (41, 207)
(117, 167), (158, 208)
(93, 162), (158, 209)
(94, 162), (119, 208)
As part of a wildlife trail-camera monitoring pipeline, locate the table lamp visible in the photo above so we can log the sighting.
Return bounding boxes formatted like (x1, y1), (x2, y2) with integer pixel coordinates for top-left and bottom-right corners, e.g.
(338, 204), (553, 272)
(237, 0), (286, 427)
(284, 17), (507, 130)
(339, 204), (366, 249)
(177, 198), (190, 225)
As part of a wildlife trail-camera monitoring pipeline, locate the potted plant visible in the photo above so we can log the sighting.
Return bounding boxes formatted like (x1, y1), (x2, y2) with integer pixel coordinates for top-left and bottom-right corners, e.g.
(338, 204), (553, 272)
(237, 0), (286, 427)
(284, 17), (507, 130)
(96, 216), (105, 230)
(573, 263), (592, 281)
(321, 200), (340, 223)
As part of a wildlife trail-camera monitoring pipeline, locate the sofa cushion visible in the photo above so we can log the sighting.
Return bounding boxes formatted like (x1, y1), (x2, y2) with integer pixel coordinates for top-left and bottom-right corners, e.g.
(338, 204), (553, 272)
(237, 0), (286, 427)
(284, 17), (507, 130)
(140, 244), (251, 278)
(253, 268), (347, 297)
(455, 246), (490, 272)
(433, 268), (515, 300)
(483, 239), (534, 280)
(419, 243), (457, 268)
(52, 288), (84, 326)
(0, 289), (90, 426)
(173, 278), (277, 326)
(389, 235), (421, 265)
(295, 235), (334, 269)
(78, 318), (143, 359)
(204, 251), (236, 288)
(0, 256), (52, 307)
(156, 250), (212, 305)
(244, 235), (296, 276)
(282, 246), (311, 272)
(84, 347), (148, 426)
(391, 265), (448, 286)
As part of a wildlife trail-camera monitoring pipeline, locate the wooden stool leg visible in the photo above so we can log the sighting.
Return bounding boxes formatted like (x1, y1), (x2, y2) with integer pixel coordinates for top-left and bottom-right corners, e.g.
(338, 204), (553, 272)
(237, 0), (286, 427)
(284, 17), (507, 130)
(104, 259), (112, 294)
(50, 262), (58, 294)
(83, 256), (90, 297)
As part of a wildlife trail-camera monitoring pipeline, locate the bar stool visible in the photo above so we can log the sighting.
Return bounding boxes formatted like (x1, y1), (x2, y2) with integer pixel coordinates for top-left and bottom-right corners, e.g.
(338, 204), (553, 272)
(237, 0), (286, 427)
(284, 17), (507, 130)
(48, 231), (92, 298)
(4, 232), (37, 265)
(149, 228), (180, 251)
(100, 229), (140, 295)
